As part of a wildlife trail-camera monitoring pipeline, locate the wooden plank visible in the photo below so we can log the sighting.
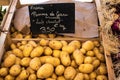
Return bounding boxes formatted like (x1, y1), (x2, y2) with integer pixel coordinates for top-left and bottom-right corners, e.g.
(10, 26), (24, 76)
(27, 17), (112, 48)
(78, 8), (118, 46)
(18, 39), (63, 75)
(95, 0), (105, 26)
(0, 0), (10, 5)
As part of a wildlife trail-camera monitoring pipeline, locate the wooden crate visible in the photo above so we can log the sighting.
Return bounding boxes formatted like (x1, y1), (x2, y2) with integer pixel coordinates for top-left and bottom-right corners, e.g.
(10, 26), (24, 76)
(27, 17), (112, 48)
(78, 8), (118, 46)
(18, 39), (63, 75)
(0, 0), (116, 80)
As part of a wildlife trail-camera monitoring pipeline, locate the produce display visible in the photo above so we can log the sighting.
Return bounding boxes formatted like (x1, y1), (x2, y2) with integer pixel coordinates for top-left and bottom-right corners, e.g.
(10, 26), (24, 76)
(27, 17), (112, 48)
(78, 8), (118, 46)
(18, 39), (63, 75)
(0, 39), (108, 80)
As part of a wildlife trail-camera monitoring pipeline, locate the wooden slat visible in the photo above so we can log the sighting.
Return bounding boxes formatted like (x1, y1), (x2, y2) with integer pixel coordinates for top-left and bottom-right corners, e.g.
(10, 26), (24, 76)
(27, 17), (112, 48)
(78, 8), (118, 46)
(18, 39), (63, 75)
(0, 0), (10, 5)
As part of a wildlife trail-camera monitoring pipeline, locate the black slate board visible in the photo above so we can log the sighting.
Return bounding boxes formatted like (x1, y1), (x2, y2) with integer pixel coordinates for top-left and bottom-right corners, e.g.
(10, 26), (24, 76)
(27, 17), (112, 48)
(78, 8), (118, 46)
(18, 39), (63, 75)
(28, 3), (75, 34)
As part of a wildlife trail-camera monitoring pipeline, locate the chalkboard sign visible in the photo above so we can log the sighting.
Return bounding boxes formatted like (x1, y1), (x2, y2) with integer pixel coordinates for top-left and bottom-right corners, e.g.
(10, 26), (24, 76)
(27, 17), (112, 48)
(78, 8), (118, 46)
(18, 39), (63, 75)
(28, 3), (75, 34)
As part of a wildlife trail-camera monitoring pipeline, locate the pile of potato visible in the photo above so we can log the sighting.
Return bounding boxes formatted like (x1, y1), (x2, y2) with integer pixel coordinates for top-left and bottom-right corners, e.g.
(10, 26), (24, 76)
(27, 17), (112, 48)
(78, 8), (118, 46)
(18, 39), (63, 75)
(0, 39), (108, 80)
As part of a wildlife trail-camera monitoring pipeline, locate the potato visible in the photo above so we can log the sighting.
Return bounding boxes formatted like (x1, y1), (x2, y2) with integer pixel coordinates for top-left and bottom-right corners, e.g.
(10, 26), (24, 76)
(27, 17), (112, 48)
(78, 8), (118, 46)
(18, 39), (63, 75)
(89, 72), (97, 79)
(37, 63), (54, 79)
(60, 51), (71, 66)
(18, 70), (29, 79)
(48, 34), (56, 38)
(12, 48), (23, 58)
(96, 75), (107, 80)
(92, 59), (100, 69)
(45, 78), (56, 80)
(62, 45), (76, 54)
(49, 40), (62, 50)
(45, 57), (60, 66)
(96, 65), (107, 75)
(53, 50), (61, 58)
(30, 46), (44, 58)
(86, 51), (95, 57)
(39, 56), (52, 64)
(26, 67), (35, 74)
(28, 41), (37, 47)
(74, 73), (84, 80)
(80, 48), (86, 54)
(39, 39), (49, 46)
(5, 75), (15, 80)
(15, 33), (23, 38)
(84, 74), (89, 80)
(38, 34), (48, 38)
(55, 65), (65, 76)
(16, 42), (22, 47)
(20, 57), (31, 67)
(51, 73), (57, 79)
(21, 41), (27, 45)
(93, 40), (100, 47)
(82, 41), (94, 51)
(84, 56), (93, 64)
(29, 57), (41, 71)
(71, 60), (78, 68)
(28, 74), (36, 80)
(79, 64), (94, 74)
(9, 64), (21, 76)
(23, 44), (33, 57)
(73, 49), (84, 65)
(57, 76), (65, 80)
(68, 40), (81, 49)
(24, 35), (32, 39)
(4, 54), (16, 67)
(18, 45), (25, 51)
(61, 40), (68, 47)
(44, 47), (53, 56)
(3, 51), (12, 60)
(15, 57), (21, 65)
(64, 66), (76, 80)
(0, 68), (8, 77)
(10, 43), (16, 49)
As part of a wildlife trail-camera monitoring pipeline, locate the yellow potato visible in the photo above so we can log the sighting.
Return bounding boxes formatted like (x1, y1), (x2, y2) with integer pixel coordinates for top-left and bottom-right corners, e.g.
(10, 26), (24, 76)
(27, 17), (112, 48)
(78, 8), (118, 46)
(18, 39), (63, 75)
(89, 72), (97, 79)
(68, 40), (81, 49)
(73, 49), (84, 65)
(55, 65), (65, 76)
(29, 57), (41, 71)
(24, 35), (32, 39)
(82, 41), (94, 51)
(80, 48), (86, 54)
(38, 34), (48, 38)
(28, 74), (36, 80)
(45, 57), (60, 66)
(71, 60), (78, 68)
(48, 34), (56, 38)
(18, 69), (29, 80)
(45, 78), (56, 80)
(28, 41), (37, 47)
(93, 40), (100, 47)
(10, 43), (16, 50)
(39, 39), (49, 46)
(57, 76), (65, 80)
(18, 45), (25, 51)
(30, 46), (44, 58)
(20, 57), (31, 67)
(37, 63), (54, 79)
(84, 74), (90, 80)
(51, 73), (57, 79)
(92, 59), (100, 69)
(21, 41), (27, 45)
(60, 51), (71, 66)
(64, 66), (76, 80)
(74, 73), (84, 80)
(96, 65), (107, 75)
(23, 44), (33, 57)
(5, 75), (15, 80)
(26, 67), (35, 74)
(16, 42), (22, 47)
(49, 40), (62, 50)
(39, 56), (52, 64)
(4, 54), (16, 67)
(60, 40), (68, 47)
(12, 48), (23, 58)
(53, 50), (61, 58)
(62, 45), (75, 54)
(15, 57), (21, 65)
(15, 33), (23, 39)
(9, 64), (21, 76)
(0, 68), (8, 77)
(84, 56), (93, 64)
(44, 47), (53, 56)
(79, 64), (94, 74)
(3, 51), (12, 59)
(86, 51), (95, 57)
(96, 75), (108, 80)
